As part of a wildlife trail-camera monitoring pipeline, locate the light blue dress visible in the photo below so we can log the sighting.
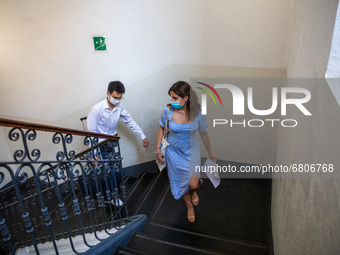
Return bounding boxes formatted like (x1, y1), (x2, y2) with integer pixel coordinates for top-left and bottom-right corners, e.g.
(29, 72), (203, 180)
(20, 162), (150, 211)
(159, 106), (208, 199)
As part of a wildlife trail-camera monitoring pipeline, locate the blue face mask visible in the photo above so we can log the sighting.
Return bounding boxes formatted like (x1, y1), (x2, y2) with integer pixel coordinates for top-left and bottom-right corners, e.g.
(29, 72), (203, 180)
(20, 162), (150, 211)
(171, 100), (184, 109)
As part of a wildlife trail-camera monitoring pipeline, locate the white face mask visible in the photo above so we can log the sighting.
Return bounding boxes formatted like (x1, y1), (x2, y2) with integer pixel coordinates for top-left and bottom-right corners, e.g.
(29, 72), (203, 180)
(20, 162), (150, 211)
(109, 96), (120, 106)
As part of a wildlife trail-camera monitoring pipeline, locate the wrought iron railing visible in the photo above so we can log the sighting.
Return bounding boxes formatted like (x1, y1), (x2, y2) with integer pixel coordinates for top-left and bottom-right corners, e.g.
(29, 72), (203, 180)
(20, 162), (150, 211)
(0, 118), (132, 254)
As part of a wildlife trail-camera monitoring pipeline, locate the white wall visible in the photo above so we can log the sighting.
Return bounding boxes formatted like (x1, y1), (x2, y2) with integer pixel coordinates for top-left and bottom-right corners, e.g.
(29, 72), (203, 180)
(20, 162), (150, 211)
(272, 0), (340, 254)
(0, 0), (293, 169)
(286, 0), (338, 78)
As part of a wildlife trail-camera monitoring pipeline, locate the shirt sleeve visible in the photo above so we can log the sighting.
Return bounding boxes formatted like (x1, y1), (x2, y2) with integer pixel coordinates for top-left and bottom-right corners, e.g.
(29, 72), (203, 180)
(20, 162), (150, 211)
(159, 106), (169, 128)
(198, 112), (209, 133)
(119, 105), (146, 140)
(87, 107), (100, 133)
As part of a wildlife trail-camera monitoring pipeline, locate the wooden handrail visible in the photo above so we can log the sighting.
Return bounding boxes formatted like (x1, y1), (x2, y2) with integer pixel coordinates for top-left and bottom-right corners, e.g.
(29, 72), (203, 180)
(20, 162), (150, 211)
(0, 118), (120, 140)
(0, 118), (121, 194)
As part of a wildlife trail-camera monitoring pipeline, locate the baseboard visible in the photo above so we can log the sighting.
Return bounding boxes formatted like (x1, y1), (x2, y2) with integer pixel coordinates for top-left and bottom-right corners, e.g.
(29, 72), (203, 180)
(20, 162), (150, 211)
(123, 160), (159, 178)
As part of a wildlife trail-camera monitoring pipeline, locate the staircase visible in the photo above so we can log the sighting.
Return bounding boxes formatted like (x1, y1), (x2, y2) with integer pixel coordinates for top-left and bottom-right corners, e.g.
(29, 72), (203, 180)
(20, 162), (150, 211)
(115, 165), (273, 255)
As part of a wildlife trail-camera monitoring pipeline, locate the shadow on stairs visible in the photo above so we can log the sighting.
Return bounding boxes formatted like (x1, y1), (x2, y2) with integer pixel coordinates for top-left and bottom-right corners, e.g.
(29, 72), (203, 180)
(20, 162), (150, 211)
(116, 162), (273, 255)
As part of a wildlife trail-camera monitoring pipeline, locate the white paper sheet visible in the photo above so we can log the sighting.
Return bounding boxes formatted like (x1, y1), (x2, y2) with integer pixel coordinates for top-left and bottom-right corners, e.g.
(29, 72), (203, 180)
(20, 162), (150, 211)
(203, 158), (221, 188)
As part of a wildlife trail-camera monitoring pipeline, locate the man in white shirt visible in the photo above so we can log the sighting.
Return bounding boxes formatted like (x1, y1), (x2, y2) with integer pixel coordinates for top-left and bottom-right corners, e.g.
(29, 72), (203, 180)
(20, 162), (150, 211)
(87, 81), (149, 147)
(86, 81), (149, 206)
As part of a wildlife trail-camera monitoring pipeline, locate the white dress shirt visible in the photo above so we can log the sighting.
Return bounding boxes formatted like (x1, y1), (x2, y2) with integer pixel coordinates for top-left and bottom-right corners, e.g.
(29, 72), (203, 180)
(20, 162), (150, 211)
(87, 98), (146, 142)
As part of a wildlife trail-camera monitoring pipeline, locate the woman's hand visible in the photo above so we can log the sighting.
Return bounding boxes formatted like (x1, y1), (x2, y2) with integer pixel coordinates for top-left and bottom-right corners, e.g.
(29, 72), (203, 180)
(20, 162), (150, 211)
(209, 152), (217, 163)
(156, 126), (165, 164)
(156, 151), (166, 164)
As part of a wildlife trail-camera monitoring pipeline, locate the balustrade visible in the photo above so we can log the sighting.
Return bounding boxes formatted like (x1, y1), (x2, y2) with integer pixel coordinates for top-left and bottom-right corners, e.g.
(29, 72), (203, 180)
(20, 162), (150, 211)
(0, 118), (131, 254)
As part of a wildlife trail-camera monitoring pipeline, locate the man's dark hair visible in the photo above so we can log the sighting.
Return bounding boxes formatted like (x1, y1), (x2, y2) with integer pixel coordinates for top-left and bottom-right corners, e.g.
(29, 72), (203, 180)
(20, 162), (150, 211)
(108, 81), (125, 94)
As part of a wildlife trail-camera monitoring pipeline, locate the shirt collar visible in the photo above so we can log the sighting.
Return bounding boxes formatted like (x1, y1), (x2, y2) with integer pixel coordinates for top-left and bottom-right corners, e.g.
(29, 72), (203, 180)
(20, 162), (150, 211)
(104, 98), (118, 112)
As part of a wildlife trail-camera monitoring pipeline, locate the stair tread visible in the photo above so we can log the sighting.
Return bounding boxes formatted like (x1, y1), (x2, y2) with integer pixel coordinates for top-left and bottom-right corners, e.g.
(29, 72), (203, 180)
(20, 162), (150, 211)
(133, 169), (169, 216)
(120, 171), (272, 255)
(114, 246), (152, 255)
(126, 172), (155, 198)
(127, 231), (231, 255)
(121, 176), (138, 194)
(142, 220), (269, 255)
(124, 172), (156, 213)
(150, 178), (272, 244)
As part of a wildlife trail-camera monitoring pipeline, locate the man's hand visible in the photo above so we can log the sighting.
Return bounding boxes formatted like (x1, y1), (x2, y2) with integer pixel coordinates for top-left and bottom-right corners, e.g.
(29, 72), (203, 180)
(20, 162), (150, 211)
(142, 138), (149, 150)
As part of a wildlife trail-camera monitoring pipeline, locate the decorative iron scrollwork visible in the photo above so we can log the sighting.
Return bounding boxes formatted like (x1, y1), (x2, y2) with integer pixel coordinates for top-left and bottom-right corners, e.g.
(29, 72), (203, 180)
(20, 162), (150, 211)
(1, 119), (125, 254)
(52, 133), (75, 161)
(84, 136), (99, 160)
(9, 128), (41, 162)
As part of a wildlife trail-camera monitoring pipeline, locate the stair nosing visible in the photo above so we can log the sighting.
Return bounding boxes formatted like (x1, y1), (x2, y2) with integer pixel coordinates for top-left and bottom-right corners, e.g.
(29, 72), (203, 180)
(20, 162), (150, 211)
(146, 220), (269, 250)
(134, 232), (226, 255)
(115, 246), (152, 255)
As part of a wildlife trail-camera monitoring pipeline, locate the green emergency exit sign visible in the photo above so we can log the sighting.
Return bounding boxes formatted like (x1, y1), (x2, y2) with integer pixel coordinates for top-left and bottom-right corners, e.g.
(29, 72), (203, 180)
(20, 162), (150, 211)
(93, 36), (107, 51)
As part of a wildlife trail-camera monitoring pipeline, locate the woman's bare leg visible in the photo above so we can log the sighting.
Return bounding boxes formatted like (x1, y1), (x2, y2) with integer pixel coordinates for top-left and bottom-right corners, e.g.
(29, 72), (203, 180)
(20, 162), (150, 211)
(182, 173), (200, 222)
(189, 173), (200, 206)
(183, 192), (195, 222)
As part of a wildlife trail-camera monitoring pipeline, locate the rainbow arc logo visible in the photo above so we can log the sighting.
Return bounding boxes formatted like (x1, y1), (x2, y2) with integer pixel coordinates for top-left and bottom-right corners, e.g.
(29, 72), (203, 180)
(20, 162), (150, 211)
(196, 82), (222, 106)
(196, 82), (223, 112)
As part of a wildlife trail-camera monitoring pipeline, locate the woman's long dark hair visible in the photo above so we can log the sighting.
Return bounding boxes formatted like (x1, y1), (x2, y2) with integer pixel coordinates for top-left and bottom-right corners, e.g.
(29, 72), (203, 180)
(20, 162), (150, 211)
(168, 81), (201, 119)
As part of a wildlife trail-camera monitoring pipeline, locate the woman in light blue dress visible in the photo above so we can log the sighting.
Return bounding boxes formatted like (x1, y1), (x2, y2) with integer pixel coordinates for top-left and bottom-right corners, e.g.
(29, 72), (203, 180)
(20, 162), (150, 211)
(156, 81), (216, 222)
